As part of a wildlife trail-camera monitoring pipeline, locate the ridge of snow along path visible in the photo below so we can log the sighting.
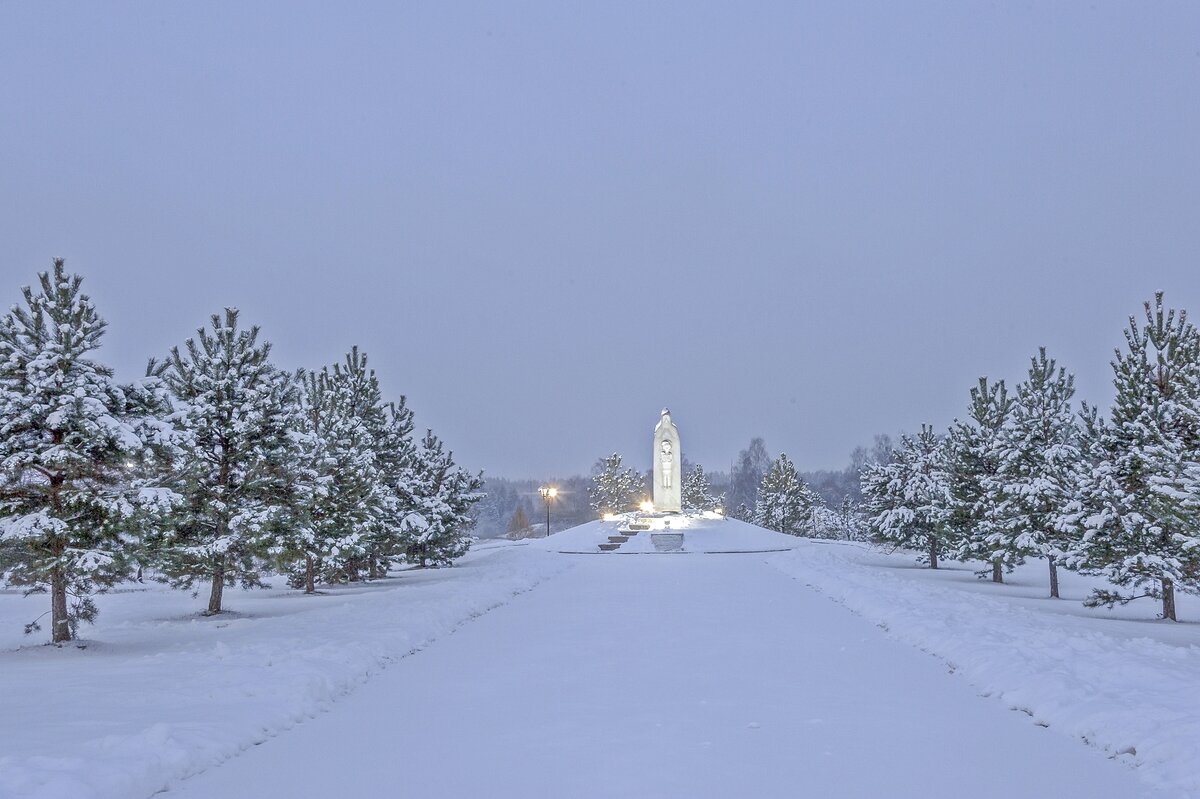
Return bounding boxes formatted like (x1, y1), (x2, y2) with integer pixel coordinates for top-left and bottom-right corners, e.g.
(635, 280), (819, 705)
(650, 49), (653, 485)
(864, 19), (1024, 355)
(0, 545), (567, 799)
(768, 539), (1200, 795)
(162, 531), (1161, 798)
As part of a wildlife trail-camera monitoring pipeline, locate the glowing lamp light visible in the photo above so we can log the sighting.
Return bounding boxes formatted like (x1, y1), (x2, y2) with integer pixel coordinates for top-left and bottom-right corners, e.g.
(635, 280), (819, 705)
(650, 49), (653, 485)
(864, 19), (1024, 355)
(639, 500), (655, 513)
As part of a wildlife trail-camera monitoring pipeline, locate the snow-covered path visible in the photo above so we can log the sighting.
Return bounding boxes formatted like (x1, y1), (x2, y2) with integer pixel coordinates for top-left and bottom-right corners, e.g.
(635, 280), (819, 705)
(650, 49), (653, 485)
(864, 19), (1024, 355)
(163, 554), (1162, 799)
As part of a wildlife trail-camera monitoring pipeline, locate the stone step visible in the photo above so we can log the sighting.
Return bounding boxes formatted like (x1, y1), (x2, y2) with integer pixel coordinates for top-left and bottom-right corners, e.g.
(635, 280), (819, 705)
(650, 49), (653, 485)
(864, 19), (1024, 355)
(598, 543), (622, 552)
(627, 523), (651, 531)
(607, 536), (629, 543)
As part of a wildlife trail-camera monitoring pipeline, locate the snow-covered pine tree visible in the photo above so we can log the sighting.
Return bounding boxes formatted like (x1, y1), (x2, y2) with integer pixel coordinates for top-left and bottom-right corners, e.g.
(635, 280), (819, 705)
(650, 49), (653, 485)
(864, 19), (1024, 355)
(944, 377), (1013, 582)
(321, 347), (389, 581)
(272, 369), (326, 594)
(1066, 295), (1200, 620)
(275, 358), (383, 593)
(588, 453), (643, 515)
(827, 496), (868, 541)
(0, 261), (178, 642)
(367, 396), (418, 571)
(681, 464), (722, 511)
(155, 309), (301, 615)
(862, 425), (951, 568)
(1060, 400), (1111, 571)
(991, 349), (1081, 597)
(754, 454), (819, 535)
(397, 430), (483, 567)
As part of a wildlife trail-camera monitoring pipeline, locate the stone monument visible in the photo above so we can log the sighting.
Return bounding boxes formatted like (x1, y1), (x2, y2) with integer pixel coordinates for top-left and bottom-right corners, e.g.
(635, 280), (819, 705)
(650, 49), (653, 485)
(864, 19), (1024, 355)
(653, 408), (682, 513)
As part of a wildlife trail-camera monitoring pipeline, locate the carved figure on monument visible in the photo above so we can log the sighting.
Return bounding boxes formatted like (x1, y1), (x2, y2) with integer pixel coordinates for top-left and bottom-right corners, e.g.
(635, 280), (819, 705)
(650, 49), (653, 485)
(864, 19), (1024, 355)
(652, 408), (682, 512)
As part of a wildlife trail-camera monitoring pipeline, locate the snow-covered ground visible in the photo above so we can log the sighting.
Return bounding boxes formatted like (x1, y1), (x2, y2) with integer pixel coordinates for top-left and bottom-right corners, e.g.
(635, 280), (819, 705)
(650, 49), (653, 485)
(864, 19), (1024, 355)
(541, 515), (799, 553)
(0, 542), (563, 799)
(159, 549), (1162, 799)
(1, 523), (1195, 798)
(768, 540), (1200, 794)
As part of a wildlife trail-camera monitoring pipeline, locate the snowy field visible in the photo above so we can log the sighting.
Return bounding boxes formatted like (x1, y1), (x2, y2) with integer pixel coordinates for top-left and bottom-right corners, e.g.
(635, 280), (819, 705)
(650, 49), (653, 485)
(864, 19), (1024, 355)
(0, 542), (562, 799)
(1, 524), (1196, 798)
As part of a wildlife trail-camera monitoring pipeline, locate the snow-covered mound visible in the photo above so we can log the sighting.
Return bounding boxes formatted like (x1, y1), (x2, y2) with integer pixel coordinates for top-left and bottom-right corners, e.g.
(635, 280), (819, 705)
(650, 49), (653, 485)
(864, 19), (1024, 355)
(536, 515), (800, 554)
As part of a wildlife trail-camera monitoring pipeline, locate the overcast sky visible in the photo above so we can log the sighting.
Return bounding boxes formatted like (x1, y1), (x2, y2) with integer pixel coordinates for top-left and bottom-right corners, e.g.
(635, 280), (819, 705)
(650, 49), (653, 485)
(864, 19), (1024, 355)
(3, 2), (1199, 478)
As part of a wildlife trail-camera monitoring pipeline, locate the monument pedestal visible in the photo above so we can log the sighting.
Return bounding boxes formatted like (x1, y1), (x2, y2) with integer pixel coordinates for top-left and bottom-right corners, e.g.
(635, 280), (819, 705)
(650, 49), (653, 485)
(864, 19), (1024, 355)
(651, 532), (684, 552)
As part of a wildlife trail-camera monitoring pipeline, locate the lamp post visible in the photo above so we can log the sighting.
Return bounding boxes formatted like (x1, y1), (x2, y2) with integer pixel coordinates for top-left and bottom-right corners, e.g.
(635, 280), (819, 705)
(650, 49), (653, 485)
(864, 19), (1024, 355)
(538, 486), (557, 537)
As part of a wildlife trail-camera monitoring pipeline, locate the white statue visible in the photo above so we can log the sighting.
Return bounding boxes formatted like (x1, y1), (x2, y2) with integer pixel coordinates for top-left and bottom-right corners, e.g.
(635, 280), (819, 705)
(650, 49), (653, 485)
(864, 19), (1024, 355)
(661, 440), (673, 488)
(652, 408), (682, 512)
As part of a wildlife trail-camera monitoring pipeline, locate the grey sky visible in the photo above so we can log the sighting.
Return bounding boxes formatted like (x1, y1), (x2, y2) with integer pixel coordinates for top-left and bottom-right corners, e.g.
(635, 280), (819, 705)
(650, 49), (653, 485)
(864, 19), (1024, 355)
(3, 2), (1199, 478)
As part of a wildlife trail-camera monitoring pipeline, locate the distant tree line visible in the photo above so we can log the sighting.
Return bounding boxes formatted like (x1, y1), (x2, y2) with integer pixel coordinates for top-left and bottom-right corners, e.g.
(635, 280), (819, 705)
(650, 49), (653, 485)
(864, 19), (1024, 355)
(0, 261), (481, 643)
(862, 294), (1200, 621)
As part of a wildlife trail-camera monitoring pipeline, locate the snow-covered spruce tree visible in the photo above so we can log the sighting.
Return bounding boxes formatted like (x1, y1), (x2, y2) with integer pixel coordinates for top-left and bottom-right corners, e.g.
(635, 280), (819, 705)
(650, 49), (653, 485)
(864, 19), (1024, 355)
(155, 309), (301, 615)
(1065, 295), (1200, 620)
(397, 430), (483, 567)
(589, 453), (644, 515)
(862, 426), (952, 568)
(681, 464), (722, 512)
(754, 454), (820, 536)
(0, 261), (178, 642)
(944, 377), (1013, 583)
(991, 349), (1081, 597)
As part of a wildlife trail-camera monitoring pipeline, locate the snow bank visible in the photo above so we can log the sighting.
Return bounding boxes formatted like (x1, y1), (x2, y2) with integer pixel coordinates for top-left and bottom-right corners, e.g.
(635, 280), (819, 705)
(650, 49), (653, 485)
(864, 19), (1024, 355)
(768, 541), (1200, 794)
(0, 545), (567, 799)
(540, 516), (800, 553)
